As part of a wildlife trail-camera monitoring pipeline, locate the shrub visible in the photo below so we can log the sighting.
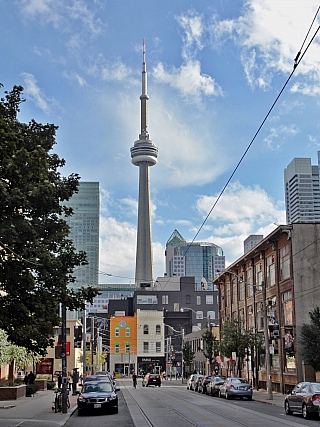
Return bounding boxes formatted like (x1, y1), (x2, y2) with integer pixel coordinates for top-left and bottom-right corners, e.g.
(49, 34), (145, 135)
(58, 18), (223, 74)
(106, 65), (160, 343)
(47, 381), (55, 390)
(26, 384), (40, 396)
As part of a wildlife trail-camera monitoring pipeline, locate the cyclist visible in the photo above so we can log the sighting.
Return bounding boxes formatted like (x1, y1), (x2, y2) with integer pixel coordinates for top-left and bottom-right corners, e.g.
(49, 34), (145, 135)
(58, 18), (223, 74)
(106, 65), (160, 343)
(132, 372), (137, 388)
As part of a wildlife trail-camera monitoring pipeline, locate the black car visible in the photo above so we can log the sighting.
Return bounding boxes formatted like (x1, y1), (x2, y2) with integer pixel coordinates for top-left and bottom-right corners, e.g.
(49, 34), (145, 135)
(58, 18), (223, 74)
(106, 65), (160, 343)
(206, 376), (225, 396)
(142, 373), (162, 387)
(77, 381), (118, 415)
(197, 376), (213, 394)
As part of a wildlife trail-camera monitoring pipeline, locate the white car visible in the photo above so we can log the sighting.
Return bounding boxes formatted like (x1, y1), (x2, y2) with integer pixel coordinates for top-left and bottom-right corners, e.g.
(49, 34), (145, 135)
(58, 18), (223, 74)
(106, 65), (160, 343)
(17, 370), (25, 379)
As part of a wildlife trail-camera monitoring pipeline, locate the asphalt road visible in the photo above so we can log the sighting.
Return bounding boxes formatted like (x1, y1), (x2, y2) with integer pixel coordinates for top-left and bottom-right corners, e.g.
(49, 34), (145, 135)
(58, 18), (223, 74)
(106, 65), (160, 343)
(65, 381), (319, 427)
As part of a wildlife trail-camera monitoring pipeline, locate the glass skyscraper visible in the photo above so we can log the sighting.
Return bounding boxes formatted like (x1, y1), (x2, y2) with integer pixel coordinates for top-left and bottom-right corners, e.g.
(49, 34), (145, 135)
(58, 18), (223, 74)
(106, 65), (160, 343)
(165, 229), (225, 290)
(64, 182), (100, 289)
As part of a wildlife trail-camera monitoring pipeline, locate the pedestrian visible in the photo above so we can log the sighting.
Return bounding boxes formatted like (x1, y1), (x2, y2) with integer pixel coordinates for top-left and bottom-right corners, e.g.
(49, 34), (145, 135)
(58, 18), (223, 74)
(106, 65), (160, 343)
(72, 368), (79, 395)
(79, 373), (83, 386)
(67, 372), (72, 391)
(132, 372), (137, 388)
(24, 374), (29, 385)
(28, 371), (36, 384)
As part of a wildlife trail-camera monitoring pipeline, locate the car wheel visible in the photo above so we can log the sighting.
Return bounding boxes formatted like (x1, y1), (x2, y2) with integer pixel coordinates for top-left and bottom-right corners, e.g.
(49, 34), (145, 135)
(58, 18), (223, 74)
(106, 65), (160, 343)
(78, 409), (83, 416)
(247, 396), (252, 401)
(226, 392), (230, 400)
(113, 407), (119, 414)
(284, 400), (292, 415)
(302, 403), (310, 419)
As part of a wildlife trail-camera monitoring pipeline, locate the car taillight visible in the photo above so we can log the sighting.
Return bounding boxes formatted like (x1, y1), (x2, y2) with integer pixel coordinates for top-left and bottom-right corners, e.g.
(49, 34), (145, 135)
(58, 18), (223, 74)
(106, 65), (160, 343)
(229, 385), (235, 389)
(312, 394), (320, 401)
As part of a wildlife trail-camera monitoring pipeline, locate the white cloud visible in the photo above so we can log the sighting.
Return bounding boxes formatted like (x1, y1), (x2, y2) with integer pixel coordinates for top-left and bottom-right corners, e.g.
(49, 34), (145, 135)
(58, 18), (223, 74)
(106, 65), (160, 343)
(99, 215), (164, 284)
(176, 10), (204, 60)
(153, 60), (223, 103)
(263, 124), (299, 150)
(87, 57), (134, 83)
(21, 72), (59, 114)
(19, 0), (105, 44)
(210, 0), (320, 91)
(195, 181), (286, 262)
(196, 181), (285, 225)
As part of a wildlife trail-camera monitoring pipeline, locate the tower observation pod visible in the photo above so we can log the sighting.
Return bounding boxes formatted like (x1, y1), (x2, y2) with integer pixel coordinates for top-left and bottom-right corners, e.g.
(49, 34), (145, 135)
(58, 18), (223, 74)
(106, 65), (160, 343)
(130, 39), (158, 288)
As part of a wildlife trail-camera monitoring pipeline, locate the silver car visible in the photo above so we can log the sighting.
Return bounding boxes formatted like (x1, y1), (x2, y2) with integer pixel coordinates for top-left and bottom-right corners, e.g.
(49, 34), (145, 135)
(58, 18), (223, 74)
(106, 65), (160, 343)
(219, 377), (253, 400)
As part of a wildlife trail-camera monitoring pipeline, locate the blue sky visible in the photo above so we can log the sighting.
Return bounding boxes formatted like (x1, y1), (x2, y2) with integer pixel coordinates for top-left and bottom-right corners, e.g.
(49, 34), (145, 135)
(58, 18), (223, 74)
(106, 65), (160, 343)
(2, 1), (320, 284)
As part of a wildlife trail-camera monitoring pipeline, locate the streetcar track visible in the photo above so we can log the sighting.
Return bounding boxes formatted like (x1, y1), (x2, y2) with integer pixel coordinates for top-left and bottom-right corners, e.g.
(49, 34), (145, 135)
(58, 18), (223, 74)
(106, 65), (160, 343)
(121, 382), (306, 427)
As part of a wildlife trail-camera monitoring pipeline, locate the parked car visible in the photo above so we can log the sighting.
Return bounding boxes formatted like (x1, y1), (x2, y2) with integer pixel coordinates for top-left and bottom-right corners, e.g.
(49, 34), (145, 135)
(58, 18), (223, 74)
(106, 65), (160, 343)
(142, 373), (162, 387)
(284, 382), (320, 419)
(197, 376), (213, 394)
(17, 370), (25, 379)
(219, 377), (252, 400)
(206, 376), (225, 396)
(186, 374), (197, 390)
(192, 374), (204, 391)
(84, 374), (119, 391)
(77, 380), (118, 415)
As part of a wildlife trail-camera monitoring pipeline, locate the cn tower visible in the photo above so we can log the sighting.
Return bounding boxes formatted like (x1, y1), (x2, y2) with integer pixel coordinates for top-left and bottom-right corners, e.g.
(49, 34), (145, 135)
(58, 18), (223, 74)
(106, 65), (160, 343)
(130, 40), (158, 288)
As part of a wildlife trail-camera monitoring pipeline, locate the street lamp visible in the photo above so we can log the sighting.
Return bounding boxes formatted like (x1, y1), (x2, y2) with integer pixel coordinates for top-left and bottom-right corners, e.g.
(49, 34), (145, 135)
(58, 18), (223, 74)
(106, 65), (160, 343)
(216, 270), (273, 400)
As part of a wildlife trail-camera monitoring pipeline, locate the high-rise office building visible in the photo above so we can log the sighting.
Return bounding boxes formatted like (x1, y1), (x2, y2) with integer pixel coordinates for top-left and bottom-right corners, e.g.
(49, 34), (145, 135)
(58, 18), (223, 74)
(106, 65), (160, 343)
(284, 157), (320, 224)
(64, 181), (99, 289)
(165, 229), (225, 291)
(130, 40), (158, 288)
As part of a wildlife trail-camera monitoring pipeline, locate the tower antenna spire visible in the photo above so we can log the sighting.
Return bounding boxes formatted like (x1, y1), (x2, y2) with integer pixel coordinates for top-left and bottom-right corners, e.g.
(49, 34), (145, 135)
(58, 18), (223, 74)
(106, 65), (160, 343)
(140, 38), (149, 139)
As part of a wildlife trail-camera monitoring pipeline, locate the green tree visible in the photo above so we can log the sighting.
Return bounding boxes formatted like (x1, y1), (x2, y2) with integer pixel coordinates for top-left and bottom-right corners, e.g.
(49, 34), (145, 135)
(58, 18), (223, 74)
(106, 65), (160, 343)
(300, 307), (320, 372)
(201, 328), (219, 373)
(182, 341), (195, 375)
(0, 85), (99, 355)
(219, 318), (259, 377)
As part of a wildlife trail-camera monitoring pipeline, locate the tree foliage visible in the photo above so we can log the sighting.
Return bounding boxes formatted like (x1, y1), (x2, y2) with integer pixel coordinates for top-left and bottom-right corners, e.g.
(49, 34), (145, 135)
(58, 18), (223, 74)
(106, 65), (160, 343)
(0, 85), (99, 355)
(300, 307), (320, 372)
(182, 341), (195, 368)
(219, 318), (261, 376)
(201, 328), (219, 367)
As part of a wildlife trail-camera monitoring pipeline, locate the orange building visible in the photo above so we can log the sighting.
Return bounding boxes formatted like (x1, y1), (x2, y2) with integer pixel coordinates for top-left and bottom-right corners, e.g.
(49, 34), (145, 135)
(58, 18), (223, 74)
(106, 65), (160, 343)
(109, 313), (137, 376)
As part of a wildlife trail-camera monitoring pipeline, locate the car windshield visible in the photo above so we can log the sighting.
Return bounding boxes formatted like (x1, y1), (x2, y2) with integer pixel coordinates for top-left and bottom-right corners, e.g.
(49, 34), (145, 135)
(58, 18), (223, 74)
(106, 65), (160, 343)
(84, 382), (113, 393)
(231, 378), (247, 384)
(214, 377), (223, 382)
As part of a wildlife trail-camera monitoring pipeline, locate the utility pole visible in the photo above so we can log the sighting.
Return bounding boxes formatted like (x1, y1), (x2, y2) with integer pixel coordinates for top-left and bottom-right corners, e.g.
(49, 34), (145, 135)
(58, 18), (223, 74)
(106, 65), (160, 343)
(61, 303), (68, 413)
(262, 281), (273, 400)
(91, 317), (95, 374)
(82, 303), (86, 379)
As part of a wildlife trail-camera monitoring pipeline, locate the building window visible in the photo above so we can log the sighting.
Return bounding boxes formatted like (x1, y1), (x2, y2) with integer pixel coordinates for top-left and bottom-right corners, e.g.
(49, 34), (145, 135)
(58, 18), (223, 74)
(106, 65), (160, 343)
(137, 295), (158, 304)
(125, 343), (130, 354)
(267, 255), (275, 287)
(239, 281), (245, 300)
(207, 310), (215, 320)
(197, 296), (201, 305)
(125, 327), (130, 337)
(162, 295), (168, 304)
(115, 344), (120, 354)
(280, 244), (291, 281)
(196, 311), (203, 319)
(156, 342), (161, 353)
(143, 342), (148, 353)
(143, 325), (149, 335)
(186, 294), (191, 304)
(206, 295), (213, 304)
(115, 327), (120, 337)
(156, 325), (161, 335)
(282, 291), (293, 325)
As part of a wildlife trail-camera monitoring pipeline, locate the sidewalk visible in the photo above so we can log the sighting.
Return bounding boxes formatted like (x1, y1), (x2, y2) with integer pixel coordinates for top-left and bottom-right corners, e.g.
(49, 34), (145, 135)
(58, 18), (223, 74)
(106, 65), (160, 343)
(0, 388), (78, 427)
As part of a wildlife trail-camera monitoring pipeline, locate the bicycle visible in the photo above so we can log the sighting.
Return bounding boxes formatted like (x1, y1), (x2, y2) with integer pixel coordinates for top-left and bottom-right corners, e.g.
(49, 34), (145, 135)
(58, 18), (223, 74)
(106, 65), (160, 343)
(52, 388), (70, 412)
